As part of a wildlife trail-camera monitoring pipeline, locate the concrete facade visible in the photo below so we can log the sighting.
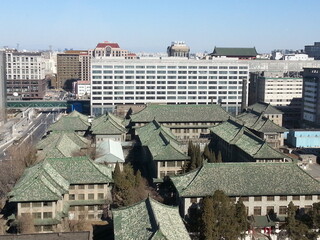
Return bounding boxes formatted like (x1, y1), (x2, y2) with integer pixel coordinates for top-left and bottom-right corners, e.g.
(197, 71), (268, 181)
(90, 58), (249, 116)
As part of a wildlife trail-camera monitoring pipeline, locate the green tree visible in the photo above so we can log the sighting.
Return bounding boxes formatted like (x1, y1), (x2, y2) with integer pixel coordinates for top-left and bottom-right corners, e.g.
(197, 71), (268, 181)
(203, 144), (210, 160)
(284, 201), (308, 240)
(216, 151), (222, 163)
(235, 198), (248, 236)
(207, 150), (216, 163)
(200, 196), (214, 240)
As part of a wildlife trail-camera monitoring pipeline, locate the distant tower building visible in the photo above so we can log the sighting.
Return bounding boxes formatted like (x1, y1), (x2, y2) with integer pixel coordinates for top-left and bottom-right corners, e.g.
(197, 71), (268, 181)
(167, 41), (190, 57)
(305, 42), (320, 60)
(302, 68), (320, 127)
(0, 51), (6, 125)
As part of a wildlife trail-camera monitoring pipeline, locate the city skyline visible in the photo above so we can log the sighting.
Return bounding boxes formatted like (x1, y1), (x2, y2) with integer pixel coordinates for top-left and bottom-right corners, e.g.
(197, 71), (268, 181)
(1, 0), (320, 53)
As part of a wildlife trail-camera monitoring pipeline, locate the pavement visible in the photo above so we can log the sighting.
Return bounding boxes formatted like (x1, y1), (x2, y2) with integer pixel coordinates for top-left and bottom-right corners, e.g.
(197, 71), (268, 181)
(0, 111), (59, 161)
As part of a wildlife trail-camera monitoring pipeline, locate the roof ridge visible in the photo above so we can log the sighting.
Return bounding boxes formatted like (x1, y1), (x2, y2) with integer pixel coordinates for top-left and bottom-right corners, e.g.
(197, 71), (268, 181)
(180, 165), (203, 193)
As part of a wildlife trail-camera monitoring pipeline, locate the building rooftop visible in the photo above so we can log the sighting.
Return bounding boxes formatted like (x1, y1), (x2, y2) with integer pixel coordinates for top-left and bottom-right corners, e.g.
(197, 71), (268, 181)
(95, 139), (125, 164)
(36, 131), (90, 159)
(9, 156), (113, 202)
(91, 112), (127, 135)
(96, 41), (120, 49)
(170, 162), (320, 197)
(49, 111), (90, 132)
(130, 104), (231, 123)
(247, 102), (283, 115)
(237, 111), (287, 133)
(135, 120), (189, 161)
(113, 197), (191, 240)
(209, 119), (289, 160)
(210, 47), (258, 57)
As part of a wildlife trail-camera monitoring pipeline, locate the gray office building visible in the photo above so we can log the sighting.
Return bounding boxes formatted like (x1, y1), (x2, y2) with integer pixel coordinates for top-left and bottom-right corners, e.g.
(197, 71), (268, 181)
(0, 51), (6, 125)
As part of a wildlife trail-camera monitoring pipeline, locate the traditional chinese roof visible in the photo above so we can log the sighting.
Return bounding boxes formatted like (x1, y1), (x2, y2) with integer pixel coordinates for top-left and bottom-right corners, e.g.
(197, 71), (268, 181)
(210, 47), (258, 57)
(9, 156), (113, 202)
(91, 112), (127, 135)
(170, 162), (320, 197)
(237, 111), (287, 133)
(247, 102), (283, 115)
(36, 132), (90, 159)
(113, 197), (191, 240)
(135, 120), (189, 161)
(95, 139), (125, 164)
(49, 112), (90, 132)
(130, 104), (231, 123)
(209, 119), (288, 160)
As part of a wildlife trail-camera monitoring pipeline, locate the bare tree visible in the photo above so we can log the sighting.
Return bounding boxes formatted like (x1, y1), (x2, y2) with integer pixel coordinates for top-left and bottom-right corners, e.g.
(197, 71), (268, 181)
(17, 213), (35, 234)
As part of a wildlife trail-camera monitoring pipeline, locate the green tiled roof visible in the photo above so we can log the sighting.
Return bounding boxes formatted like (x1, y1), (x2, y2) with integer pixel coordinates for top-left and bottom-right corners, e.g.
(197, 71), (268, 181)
(136, 120), (189, 161)
(91, 112), (127, 135)
(211, 47), (258, 57)
(250, 216), (276, 228)
(170, 162), (320, 197)
(9, 156), (113, 202)
(130, 104), (231, 123)
(49, 113), (90, 132)
(209, 119), (288, 160)
(237, 111), (287, 133)
(113, 197), (190, 240)
(36, 132), (90, 159)
(247, 102), (283, 115)
(67, 110), (89, 122)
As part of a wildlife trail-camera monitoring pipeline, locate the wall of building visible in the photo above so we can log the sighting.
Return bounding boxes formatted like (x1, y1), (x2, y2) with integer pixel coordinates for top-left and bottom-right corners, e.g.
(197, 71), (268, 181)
(90, 58), (249, 116)
(287, 130), (320, 148)
(182, 194), (320, 217)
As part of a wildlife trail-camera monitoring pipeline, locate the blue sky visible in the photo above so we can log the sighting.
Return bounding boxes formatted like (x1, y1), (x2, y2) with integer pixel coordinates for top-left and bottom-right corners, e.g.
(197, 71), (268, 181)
(1, 0), (319, 53)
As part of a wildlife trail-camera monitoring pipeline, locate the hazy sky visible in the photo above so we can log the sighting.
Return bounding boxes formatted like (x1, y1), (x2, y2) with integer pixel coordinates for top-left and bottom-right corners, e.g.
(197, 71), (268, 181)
(1, 0), (319, 53)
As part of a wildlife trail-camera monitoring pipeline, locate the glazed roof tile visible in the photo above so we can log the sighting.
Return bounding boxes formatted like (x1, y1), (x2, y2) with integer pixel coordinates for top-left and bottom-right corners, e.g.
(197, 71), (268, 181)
(91, 112), (127, 135)
(49, 114), (90, 132)
(135, 120), (189, 161)
(211, 47), (258, 57)
(113, 197), (190, 240)
(209, 119), (288, 160)
(170, 162), (320, 197)
(130, 104), (231, 123)
(9, 156), (113, 202)
(247, 102), (283, 115)
(36, 132), (90, 159)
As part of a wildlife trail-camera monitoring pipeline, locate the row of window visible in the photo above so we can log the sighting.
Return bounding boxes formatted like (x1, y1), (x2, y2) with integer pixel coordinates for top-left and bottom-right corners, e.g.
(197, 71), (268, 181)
(92, 96), (241, 100)
(92, 70), (248, 74)
(69, 184), (105, 190)
(68, 193), (105, 200)
(92, 65), (248, 70)
(21, 202), (52, 208)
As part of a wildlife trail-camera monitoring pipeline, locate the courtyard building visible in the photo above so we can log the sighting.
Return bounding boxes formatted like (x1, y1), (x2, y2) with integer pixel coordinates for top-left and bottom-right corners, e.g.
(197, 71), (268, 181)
(8, 156), (113, 232)
(209, 119), (291, 163)
(169, 161), (320, 218)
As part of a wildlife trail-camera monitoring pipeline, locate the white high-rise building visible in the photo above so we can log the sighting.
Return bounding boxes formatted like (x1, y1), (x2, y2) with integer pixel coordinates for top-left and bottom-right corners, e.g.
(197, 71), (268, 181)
(90, 58), (249, 116)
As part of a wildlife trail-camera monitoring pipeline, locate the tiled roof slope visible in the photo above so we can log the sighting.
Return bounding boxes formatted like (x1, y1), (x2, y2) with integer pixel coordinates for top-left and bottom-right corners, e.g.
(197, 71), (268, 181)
(135, 120), (189, 161)
(211, 47), (258, 57)
(49, 114), (90, 132)
(247, 102), (283, 115)
(170, 162), (320, 197)
(95, 139), (125, 164)
(113, 197), (191, 240)
(130, 104), (231, 123)
(67, 110), (89, 122)
(237, 111), (287, 133)
(36, 132), (90, 158)
(9, 157), (113, 202)
(209, 119), (288, 160)
(91, 112), (127, 135)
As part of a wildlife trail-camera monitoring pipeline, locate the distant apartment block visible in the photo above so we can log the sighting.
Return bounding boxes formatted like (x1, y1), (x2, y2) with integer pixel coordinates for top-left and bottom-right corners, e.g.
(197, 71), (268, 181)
(305, 42), (320, 60)
(76, 81), (91, 97)
(167, 41), (190, 58)
(56, 51), (84, 90)
(6, 51), (46, 100)
(90, 58), (249, 116)
(249, 73), (303, 127)
(0, 51), (6, 125)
